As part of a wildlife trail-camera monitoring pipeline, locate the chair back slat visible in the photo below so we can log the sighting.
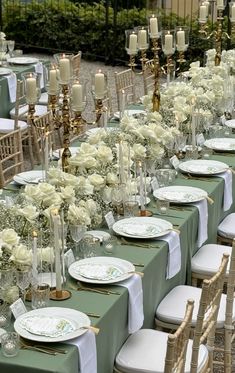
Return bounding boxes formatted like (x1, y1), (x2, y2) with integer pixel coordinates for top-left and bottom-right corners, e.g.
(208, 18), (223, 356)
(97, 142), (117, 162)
(0, 129), (24, 188)
(164, 299), (194, 373)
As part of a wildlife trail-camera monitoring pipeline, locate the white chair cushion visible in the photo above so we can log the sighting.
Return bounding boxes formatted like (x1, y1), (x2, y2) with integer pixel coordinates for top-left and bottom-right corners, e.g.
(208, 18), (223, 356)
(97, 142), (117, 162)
(156, 285), (235, 329)
(0, 118), (28, 133)
(218, 213), (235, 239)
(191, 244), (232, 276)
(115, 329), (208, 373)
(9, 105), (48, 119)
(38, 92), (48, 105)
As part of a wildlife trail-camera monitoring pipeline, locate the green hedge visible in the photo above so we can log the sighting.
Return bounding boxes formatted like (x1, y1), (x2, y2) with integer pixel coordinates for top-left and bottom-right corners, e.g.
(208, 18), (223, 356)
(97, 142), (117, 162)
(2, 0), (233, 65)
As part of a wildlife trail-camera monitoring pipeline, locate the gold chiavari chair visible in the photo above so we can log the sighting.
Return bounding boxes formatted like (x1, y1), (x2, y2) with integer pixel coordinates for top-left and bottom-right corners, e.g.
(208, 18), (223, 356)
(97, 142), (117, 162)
(155, 254), (229, 372)
(32, 111), (54, 164)
(142, 59), (154, 95)
(114, 299), (194, 373)
(191, 239), (235, 373)
(114, 69), (136, 112)
(0, 129), (24, 188)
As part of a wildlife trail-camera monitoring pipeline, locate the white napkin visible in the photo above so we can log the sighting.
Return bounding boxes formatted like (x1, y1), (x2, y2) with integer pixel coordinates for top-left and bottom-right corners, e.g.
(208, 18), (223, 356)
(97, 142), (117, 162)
(159, 231), (181, 279)
(119, 274), (144, 334)
(216, 170), (233, 211)
(6, 72), (17, 102)
(192, 199), (208, 247)
(66, 330), (97, 373)
(34, 62), (44, 88)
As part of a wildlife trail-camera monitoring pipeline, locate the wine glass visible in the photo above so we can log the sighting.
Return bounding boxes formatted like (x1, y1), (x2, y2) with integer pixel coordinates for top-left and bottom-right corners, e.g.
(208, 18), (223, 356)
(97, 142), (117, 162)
(69, 224), (87, 260)
(16, 269), (31, 303)
(111, 185), (125, 219)
(7, 40), (15, 58)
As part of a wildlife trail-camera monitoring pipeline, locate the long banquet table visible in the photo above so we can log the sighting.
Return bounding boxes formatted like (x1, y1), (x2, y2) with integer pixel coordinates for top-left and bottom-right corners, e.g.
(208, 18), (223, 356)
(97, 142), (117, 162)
(0, 137), (235, 372)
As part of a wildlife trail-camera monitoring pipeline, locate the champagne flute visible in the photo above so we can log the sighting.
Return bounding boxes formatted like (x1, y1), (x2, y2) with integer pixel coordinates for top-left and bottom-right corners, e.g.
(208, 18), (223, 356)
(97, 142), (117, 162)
(7, 40), (15, 58)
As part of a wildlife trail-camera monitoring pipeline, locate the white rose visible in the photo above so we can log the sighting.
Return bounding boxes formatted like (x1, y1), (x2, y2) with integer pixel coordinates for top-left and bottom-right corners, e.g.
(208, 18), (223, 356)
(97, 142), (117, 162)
(60, 186), (75, 204)
(38, 183), (56, 198)
(97, 145), (113, 164)
(67, 204), (91, 226)
(102, 186), (112, 204)
(10, 244), (32, 267)
(43, 192), (62, 208)
(0, 229), (20, 250)
(88, 174), (105, 191)
(62, 173), (79, 187)
(79, 143), (97, 157)
(18, 205), (39, 223)
(24, 185), (42, 203)
(132, 144), (146, 159)
(85, 199), (98, 216)
(4, 285), (19, 304)
(88, 128), (107, 145)
(70, 154), (97, 169)
(106, 172), (119, 185)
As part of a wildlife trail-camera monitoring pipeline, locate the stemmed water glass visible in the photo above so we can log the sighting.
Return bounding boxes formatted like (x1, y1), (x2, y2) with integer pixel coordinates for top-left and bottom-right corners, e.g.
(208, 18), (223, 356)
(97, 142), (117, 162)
(7, 40), (15, 58)
(69, 224), (87, 260)
(16, 269), (32, 303)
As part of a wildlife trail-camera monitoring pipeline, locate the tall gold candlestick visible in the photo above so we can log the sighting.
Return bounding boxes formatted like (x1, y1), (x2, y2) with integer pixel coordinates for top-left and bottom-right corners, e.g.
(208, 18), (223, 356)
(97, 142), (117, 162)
(60, 83), (72, 172)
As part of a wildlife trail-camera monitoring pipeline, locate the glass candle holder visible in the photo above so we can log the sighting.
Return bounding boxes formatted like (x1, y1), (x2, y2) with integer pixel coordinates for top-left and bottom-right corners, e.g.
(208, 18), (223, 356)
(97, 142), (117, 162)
(53, 53), (74, 84)
(91, 70), (108, 100)
(135, 26), (149, 51)
(176, 26), (189, 52)
(125, 29), (138, 55)
(148, 14), (161, 39)
(71, 79), (87, 112)
(162, 30), (175, 56)
(1, 332), (19, 357)
(47, 65), (60, 95)
(22, 72), (41, 105)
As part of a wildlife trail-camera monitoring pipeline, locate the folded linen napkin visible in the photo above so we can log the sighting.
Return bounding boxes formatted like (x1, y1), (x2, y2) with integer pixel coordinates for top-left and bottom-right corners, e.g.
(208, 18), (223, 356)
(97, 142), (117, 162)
(6, 72), (16, 102)
(191, 199), (208, 247)
(119, 274), (144, 334)
(34, 62), (44, 88)
(66, 330), (97, 373)
(159, 231), (181, 280)
(216, 170), (233, 211)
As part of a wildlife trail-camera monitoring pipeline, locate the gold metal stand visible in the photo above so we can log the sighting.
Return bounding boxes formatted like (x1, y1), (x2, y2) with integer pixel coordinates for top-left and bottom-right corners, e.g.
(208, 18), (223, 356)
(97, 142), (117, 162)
(177, 51), (186, 77)
(95, 98), (104, 126)
(71, 110), (87, 136)
(128, 54), (137, 71)
(50, 289), (71, 301)
(60, 84), (72, 172)
(151, 37), (161, 112)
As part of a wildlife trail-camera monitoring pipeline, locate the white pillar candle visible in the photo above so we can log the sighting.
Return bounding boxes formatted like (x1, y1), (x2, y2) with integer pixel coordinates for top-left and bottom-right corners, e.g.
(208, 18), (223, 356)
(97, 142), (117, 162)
(95, 70), (105, 99)
(232, 5), (235, 20)
(26, 75), (37, 103)
(53, 212), (62, 292)
(72, 83), (83, 110)
(150, 16), (158, 37)
(129, 33), (137, 54)
(200, 5), (207, 21)
(164, 33), (173, 55)
(217, 0), (224, 8)
(59, 57), (70, 83)
(49, 69), (58, 94)
(177, 29), (186, 51)
(138, 29), (147, 49)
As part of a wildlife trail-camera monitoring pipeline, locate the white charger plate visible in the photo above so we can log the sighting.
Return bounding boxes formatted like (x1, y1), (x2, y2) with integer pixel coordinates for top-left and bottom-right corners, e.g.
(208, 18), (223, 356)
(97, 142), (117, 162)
(13, 170), (45, 185)
(0, 67), (12, 76)
(69, 256), (134, 284)
(8, 57), (39, 65)
(112, 216), (173, 239)
(179, 160), (228, 175)
(153, 186), (208, 204)
(204, 138), (235, 152)
(52, 147), (79, 159)
(114, 109), (146, 120)
(86, 230), (111, 243)
(14, 307), (90, 342)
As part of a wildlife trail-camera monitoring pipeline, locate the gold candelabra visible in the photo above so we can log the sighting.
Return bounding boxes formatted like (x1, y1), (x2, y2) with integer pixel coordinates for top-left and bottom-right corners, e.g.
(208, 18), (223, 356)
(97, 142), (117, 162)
(151, 37), (161, 112)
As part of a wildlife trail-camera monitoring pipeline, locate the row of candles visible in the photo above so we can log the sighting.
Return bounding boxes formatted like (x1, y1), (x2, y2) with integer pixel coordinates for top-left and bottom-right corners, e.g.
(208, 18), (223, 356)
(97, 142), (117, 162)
(199, 0), (235, 22)
(24, 57), (107, 106)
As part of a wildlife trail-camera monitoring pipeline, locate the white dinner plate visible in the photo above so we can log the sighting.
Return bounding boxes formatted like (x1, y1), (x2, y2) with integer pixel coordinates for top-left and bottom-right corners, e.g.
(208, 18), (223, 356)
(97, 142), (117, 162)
(14, 307), (90, 342)
(13, 170), (45, 185)
(179, 160), (228, 175)
(52, 147), (79, 159)
(0, 67), (12, 76)
(86, 230), (111, 243)
(129, 195), (151, 206)
(112, 216), (173, 239)
(225, 119), (235, 129)
(69, 256), (135, 284)
(8, 57), (39, 65)
(114, 109), (146, 120)
(204, 138), (235, 152)
(153, 186), (208, 204)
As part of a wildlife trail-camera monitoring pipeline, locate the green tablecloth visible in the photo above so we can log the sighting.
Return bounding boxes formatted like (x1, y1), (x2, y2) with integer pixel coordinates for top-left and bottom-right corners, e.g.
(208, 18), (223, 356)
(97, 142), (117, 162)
(1, 149), (235, 372)
(0, 60), (49, 118)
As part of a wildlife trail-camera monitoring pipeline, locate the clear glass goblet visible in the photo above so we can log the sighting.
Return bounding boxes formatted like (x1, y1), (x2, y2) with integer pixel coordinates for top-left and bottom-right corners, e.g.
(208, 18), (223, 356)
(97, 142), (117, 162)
(69, 224), (87, 260)
(16, 269), (32, 303)
(7, 40), (15, 58)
